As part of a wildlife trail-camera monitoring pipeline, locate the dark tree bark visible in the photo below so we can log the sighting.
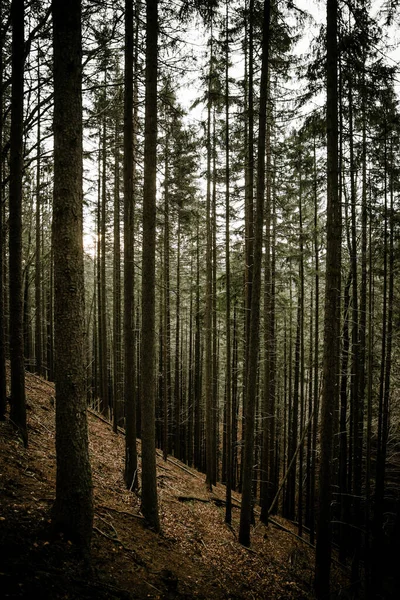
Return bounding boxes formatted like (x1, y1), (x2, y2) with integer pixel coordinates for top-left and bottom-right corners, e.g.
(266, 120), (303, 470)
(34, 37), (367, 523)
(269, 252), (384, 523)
(35, 45), (42, 377)
(187, 255), (194, 466)
(205, 31), (214, 491)
(372, 133), (394, 597)
(314, 0), (341, 595)
(51, 0), (93, 553)
(211, 110), (218, 485)
(46, 249), (54, 380)
(244, 0), (254, 387)
(100, 114), (108, 415)
(224, 0), (232, 524)
(309, 131), (320, 547)
(239, 0), (270, 547)
(260, 102), (274, 524)
(162, 130), (171, 462)
(9, 0), (27, 445)
(140, 0), (159, 531)
(194, 211), (202, 470)
(297, 168), (305, 538)
(0, 5), (6, 420)
(338, 270), (351, 562)
(113, 116), (122, 432)
(174, 209), (181, 459)
(358, 54), (368, 578)
(124, 0), (138, 491)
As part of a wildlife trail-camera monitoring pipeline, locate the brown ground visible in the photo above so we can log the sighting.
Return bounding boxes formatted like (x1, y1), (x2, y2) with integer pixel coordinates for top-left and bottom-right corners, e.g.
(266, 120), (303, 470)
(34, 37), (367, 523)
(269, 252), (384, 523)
(0, 370), (349, 599)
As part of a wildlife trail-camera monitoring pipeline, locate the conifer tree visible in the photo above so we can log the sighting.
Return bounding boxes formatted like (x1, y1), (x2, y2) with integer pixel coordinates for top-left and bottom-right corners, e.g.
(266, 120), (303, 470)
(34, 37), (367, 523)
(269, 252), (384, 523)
(9, 0), (27, 445)
(140, 0), (160, 531)
(52, 0), (93, 553)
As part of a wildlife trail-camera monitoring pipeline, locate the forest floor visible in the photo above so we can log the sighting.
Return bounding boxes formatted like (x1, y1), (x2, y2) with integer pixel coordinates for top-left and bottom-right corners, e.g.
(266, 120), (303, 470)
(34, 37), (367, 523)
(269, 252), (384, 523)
(0, 369), (350, 599)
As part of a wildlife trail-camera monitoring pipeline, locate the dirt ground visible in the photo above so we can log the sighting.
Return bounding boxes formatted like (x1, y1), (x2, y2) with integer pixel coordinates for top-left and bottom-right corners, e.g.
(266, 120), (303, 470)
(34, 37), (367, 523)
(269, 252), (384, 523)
(0, 370), (350, 599)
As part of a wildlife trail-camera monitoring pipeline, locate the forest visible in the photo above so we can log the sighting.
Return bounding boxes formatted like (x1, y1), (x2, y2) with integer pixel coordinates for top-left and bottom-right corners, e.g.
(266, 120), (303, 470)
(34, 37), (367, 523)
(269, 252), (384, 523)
(0, 0), (399, 598)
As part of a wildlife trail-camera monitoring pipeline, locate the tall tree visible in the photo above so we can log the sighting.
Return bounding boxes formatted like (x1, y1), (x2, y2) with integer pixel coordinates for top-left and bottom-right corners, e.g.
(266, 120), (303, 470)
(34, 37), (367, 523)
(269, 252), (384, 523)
(35, 44), (43, 377)
(314, 0), (341, 595)
(9, 0), (27, 445)
(224, 0), (232, 524)
(205, 29), (214, 491)
(239, 0), (271, 547)
(113, 112), (122, 432)
(124, 0), (138, 491)
(51, 0), (93, 553)
(140, 0), (160, 531)
(0, 2), (7, 421)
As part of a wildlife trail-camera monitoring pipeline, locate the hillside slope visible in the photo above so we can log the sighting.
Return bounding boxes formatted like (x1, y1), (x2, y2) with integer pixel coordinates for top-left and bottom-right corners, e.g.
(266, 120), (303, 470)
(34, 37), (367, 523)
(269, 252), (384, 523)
(0, 370), (347, 599)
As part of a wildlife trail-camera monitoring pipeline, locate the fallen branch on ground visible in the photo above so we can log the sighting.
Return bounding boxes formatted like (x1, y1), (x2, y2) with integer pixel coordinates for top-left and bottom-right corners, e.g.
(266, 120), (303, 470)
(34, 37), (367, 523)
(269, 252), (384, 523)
(96, 504), (145, 520)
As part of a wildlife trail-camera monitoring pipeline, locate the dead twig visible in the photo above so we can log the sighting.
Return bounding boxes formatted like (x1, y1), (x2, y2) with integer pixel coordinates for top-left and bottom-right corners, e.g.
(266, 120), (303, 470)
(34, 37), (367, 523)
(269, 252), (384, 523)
(93, 526), (119, 542)
(177, 495), (209, 503)
(165, 457), (202, 479)
(96, 504), (145, 520)
(144, 580), (162, 594)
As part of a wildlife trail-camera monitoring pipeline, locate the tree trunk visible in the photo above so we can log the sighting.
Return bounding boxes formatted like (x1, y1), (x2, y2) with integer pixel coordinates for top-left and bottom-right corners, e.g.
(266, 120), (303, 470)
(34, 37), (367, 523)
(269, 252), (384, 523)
(140, 0), (159, 531)
(113, 116), (122, 432)
(297, 166), (305, 538)
(211, 107), (218, 485)
(163, 130), (171, 461)
(174, 209), (181, 459)
(239, 0), (270, 547)
(224, 0), (232, 523)
(309, 132), (320, 547)
(0, 11), (6, 419)
(314, 0), (341, 594)
(51, 0), (93, 553)
(9, 0), (27, 445)
(100, 114), (108, 415)
(205, 31), (214, 491)
(372, 132), (393, 597)
(124, 0), (138, 490)
(35, 44), (42, 377)
(194, 208), (202, 470)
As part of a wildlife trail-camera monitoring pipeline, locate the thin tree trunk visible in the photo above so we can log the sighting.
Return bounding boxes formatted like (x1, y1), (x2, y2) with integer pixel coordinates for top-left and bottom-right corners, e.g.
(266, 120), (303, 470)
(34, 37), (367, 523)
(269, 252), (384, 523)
(9, 0), (27, 445)
(359, 53), (368, 582)
(187, 254), (194, 466)
(211, 107), (218, 485)
(46, 248), (54, 381)
(113, 115), (122, 432)
(140, 0), (159, 531)
(309, 132), (320, 546)
(205, 30), (214, 490)
(124, 0), (138, 490)
(35, 44), (42, 377)
(365, 217), (373, 582)
(194, 208), (201, 470)
(338, 269), (351, 562)
(100, 113), (108, 415)
(372, 133), (393, 597)
(163, 130), (171, 461)
(260, 93), (272, 525)
(288, 287), (300, 521)
(174, 210), (181, 459)
(298, 165), (305, 538)
(224, 0), (232, 524)
(0, 10), (6, 419)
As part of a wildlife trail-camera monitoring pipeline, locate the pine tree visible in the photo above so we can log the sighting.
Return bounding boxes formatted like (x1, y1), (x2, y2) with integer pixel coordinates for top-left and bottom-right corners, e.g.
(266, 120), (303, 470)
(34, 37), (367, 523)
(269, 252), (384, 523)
(239, 0), (271, 547)
(140, 0), (160, 531)
(314, 0), (341, 594)
(9, 0), (27, 445)
(51, 0), (93, 554)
